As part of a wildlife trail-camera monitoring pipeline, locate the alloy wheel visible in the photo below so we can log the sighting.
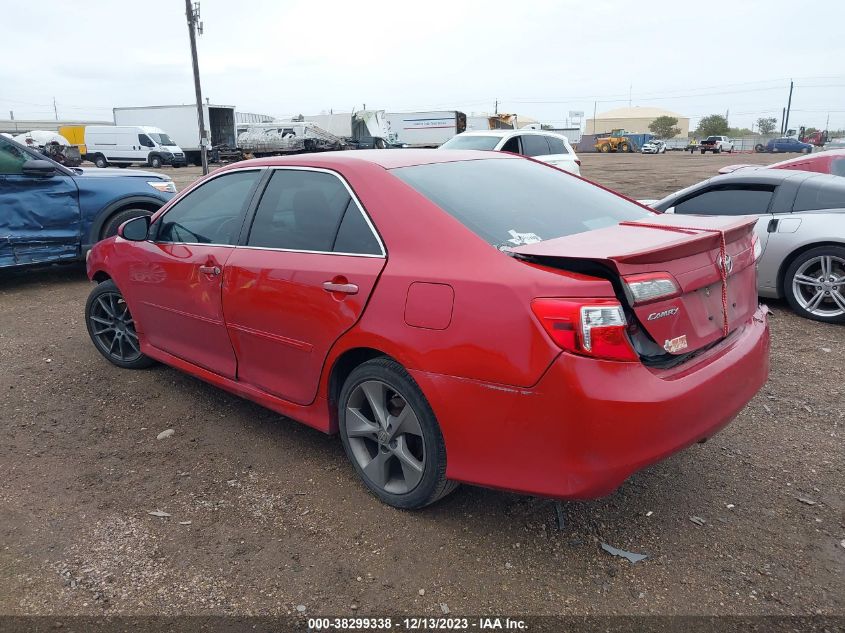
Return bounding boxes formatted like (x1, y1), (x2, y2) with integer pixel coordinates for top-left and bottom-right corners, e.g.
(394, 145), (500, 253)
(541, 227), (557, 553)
(792, 255), (845, 318)
(345, 380), (426, 495)
(88, 291), (143, 362)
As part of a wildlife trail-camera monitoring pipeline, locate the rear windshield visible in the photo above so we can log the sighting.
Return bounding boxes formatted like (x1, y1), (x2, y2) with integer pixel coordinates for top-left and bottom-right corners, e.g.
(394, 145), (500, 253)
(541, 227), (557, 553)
(439, 135), (500, 151)
(392, 158), (650, 248)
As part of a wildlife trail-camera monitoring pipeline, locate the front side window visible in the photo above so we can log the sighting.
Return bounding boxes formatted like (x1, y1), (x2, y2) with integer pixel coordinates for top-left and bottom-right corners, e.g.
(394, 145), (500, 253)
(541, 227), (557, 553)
(155, 170), (260, 244)
(500, 136), (520, 153)
(247, 169), (376, 253)
(520, 135), (551, 157)
(0, 137), (30, 175)
(149, 133), (177, 146)
(392, 158), (649, 248)
(138, 134), (154, 148)
(673, 185), (775, 216)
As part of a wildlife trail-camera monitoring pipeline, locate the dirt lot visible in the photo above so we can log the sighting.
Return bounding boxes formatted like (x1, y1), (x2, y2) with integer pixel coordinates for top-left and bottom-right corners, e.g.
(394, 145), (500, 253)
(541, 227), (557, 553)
(1, 151), (843, 619)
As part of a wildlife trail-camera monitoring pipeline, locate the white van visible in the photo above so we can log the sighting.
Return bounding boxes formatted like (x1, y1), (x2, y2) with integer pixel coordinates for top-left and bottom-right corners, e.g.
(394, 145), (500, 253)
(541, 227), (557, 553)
(84, 126), (187, 168)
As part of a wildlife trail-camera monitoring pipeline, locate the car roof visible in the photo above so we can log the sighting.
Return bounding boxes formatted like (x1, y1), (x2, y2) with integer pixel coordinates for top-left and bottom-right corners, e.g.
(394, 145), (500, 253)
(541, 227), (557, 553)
(708, 168), (829, 185)
(229, 149), (518, 170)
(454, 129), (569, 139)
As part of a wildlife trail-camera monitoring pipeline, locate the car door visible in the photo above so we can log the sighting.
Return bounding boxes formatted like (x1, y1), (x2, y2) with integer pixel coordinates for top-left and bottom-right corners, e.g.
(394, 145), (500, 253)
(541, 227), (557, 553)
(0, 136), (80, 267)
(222, 167), (386, 405)
(124, 168), (263, 378)
(542, 135), (578, 173)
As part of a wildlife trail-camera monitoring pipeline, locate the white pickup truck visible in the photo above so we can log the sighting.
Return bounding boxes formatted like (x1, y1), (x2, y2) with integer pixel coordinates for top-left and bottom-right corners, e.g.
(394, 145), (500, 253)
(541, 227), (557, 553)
(699, 135), (734, 154)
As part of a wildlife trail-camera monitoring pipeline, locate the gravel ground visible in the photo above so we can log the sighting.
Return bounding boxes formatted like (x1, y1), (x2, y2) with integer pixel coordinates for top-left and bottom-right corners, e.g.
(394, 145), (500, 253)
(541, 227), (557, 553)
(0, 151), (842, 618)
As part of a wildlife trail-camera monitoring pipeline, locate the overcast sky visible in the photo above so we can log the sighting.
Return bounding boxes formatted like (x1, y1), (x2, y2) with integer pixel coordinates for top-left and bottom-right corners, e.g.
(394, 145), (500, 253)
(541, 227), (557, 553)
(3, 0), (844, 131)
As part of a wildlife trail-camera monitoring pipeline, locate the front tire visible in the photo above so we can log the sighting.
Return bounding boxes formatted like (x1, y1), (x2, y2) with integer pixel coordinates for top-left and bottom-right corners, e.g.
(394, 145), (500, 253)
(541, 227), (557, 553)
(85, 280), (155, 369)
(783, 246), (845, 324)
(100, 208), (153, 240)
(338, 358), (457, 509)
(618, 142), (630, 153)
(149, 155), (163, 168)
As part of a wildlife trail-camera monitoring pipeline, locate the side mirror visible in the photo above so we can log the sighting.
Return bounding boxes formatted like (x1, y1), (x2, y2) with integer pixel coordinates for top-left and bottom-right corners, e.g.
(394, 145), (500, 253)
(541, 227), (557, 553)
(118, 215), (151, 241)
(22, 159), (56, 177)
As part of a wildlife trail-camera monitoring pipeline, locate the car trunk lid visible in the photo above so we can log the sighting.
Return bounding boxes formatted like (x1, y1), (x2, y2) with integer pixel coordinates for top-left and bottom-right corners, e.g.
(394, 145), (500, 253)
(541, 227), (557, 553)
(512, 214), (758, 357)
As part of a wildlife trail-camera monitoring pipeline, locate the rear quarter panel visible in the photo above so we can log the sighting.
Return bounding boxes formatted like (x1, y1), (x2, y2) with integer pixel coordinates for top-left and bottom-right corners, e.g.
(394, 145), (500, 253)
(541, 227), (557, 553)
(757, 212), (845, 297)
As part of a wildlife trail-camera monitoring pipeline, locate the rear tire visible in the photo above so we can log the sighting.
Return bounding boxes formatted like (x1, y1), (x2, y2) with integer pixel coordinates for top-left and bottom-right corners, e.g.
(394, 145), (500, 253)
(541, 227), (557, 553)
(338, 358), (457, 509)
(783, 246), (845, 324)
(100, 208), (153, 240)
(599, 143), (611, 153)
(754, 143), (765, 153)
(94, 154), (108, 168)
(85, 280), (155, 369)
(619, 142), (630, 153)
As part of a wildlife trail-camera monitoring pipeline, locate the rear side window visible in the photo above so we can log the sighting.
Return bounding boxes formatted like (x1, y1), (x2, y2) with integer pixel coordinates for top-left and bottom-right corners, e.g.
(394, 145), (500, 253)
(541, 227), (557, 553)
(155, 170), (260, 244)
(546, 136), (568, 154)
(248, 170), (349, 251)
(794, 179), (845, 211)
(832, 158), (845, 177)
(520, 135), (551, 157)
(673, 185), (775, 216)
(392, 158), (649, 248)
(333, 202), (382, 255)
(500, 137), (520, 153)
(440, 135), (501, 151)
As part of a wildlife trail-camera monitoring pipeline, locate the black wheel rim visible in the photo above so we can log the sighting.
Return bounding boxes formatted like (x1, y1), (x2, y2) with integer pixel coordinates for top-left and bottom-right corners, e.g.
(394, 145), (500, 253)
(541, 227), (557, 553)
(89, 291), (142, 362)
(345, 380), (426, 495)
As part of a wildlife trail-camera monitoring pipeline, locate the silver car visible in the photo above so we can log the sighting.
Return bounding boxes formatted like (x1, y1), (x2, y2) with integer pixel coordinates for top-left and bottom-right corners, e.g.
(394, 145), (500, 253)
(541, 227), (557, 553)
(651, 170), (845, 324)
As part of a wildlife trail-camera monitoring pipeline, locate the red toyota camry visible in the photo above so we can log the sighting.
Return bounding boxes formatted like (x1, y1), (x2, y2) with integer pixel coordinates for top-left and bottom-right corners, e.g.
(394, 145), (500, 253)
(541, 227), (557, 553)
(85, 150), (770, 509)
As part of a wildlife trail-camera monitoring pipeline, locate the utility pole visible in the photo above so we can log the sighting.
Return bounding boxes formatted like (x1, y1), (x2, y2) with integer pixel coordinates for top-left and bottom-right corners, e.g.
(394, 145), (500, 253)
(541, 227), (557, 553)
(783, 79), (793, 137)
(9, 110), (13, 121)
(494, 99), (498, 115)
(53, 97), (58, 121)
(185, 0), (208, 174)
(781, 107), (786, 135)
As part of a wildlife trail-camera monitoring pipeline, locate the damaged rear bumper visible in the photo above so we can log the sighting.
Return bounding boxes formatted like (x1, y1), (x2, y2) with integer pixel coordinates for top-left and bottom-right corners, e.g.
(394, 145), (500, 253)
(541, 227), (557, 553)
(410, 305), (770, 499)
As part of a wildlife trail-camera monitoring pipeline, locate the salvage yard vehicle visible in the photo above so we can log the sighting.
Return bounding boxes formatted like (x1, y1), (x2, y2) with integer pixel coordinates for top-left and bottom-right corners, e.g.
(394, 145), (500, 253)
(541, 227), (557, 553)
(0, 135), (175, 268)
(641, 139), (667, 154)
(594, 129), (633, 153)
(699, 136), (734, 154)
(440, 130), (580, 175)
(651, 169), (845, 323)
(84, 150), (769, 509)
(756, 137), (813, 154)
(85, 125), (187, 169)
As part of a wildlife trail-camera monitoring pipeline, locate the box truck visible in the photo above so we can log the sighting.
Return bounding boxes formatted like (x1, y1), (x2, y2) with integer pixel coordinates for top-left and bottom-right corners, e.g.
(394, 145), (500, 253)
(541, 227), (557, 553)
(113, 104), (237, 165)
(383, 111), (466, 147)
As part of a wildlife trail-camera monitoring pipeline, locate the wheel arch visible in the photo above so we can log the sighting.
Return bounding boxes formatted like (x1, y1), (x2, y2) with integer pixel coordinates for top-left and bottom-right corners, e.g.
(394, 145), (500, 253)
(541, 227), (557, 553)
(87, 196), (165, 246)
(327, 346), (396, 433)
(91, 270), (111, 283)
(776, 240), (845, 297)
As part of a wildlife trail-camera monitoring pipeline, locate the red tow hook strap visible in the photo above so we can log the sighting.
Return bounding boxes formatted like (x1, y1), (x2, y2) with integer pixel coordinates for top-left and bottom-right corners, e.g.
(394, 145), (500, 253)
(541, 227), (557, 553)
(619, 221), (730, 337)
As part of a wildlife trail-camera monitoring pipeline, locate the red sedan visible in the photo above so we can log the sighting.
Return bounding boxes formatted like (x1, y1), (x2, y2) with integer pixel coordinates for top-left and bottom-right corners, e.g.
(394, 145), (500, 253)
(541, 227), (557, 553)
(719, 148), (845, 175)
(85, 150), (770, 509)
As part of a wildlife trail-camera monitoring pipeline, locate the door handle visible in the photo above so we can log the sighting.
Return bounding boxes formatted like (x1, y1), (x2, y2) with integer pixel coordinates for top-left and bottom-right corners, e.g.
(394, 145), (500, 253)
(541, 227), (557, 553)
(199, 265), (221, 275)
(322, 281), (358, 295)
(767, 218), (779, 233)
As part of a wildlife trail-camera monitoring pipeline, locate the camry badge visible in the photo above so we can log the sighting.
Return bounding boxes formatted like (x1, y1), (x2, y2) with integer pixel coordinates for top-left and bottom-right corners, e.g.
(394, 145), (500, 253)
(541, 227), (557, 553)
(664, 335), (688, 353)
(648, 307), (679, 321)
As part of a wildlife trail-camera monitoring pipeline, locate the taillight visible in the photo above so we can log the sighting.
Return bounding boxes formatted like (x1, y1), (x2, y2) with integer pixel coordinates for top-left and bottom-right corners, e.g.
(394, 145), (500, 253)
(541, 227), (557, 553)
(623, 272), (680, 305)
(531, 298), (639, 362)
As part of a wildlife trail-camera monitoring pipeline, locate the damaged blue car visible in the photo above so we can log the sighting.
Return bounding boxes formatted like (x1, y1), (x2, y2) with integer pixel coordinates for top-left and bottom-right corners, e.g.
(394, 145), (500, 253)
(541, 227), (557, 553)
(0, 134), (176, 269)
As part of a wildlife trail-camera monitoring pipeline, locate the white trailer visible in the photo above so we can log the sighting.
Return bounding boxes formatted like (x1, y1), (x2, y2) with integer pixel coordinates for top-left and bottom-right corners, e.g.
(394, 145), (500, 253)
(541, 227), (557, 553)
(113, 104), (237, 165)
(383, 111), (466, 147)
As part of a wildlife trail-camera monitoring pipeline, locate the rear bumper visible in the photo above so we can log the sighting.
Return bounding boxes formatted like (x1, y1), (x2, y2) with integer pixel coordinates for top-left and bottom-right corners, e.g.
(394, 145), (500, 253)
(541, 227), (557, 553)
(410, 305), (770, 499)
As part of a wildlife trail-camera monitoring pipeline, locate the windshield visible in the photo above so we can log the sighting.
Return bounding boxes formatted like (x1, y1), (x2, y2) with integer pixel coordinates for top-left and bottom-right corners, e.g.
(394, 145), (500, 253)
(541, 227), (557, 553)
(440, 135), (501, 151)
(149, 133), (177, 146)
(392, 158), (650, 248)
